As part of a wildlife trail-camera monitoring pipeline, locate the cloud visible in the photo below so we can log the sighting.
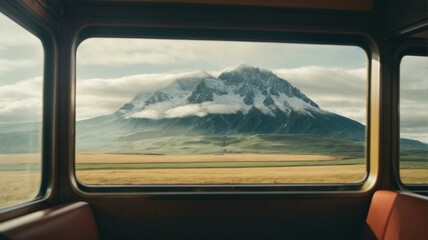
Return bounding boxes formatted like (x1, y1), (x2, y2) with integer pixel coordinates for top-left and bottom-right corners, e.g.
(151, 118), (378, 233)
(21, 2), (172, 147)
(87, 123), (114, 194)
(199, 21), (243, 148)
(77, 38), (202, 66)
(0, 13), (44, 88)
(76, 71), (209, 120)
(0, 58), (36, 73)
(0, 77), (42, 122)
(0, 77), (42, 100)
(274, 67), (367, 124)
(0, 14), (42, 49)
(129, 109), (163, 120)
(165, 103), (240, 118)
(76, 38), (366, 76)
(77, 38), (275, 69)
(127, 102), (241, 120)
(399, 56), (428, 143)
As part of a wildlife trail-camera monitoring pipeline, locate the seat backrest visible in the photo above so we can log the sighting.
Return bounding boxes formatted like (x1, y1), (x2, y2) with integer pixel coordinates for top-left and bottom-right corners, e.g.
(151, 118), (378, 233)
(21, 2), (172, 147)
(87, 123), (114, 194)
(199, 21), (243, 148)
(383, 192), (428, 240)
(365, 190), (399, 240)
(0, 202), (99, 240)
(365, 190), (428, 240)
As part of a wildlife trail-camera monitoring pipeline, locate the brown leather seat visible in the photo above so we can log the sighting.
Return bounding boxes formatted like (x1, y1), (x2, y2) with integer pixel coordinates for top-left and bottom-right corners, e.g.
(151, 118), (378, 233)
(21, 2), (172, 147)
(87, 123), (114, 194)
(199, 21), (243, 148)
(365, 190), (428, 240)
(0, 202), (99, 240)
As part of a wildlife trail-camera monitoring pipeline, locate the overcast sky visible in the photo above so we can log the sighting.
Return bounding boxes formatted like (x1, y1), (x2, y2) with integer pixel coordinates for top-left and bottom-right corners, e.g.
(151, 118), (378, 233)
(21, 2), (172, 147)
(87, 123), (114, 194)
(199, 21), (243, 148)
(400, 56), (428, 142)
(76, 38), (368, 125)
(0, 13), (43, 123)
(1, 13), (427, 143)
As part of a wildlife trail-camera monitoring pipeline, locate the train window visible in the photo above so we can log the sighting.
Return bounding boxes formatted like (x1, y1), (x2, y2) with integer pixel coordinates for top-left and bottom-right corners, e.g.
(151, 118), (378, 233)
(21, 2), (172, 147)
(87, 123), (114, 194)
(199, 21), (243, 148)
(0, 13), (43, 208)
(399, 55), (428, 185)
(75, 38), (368, 186)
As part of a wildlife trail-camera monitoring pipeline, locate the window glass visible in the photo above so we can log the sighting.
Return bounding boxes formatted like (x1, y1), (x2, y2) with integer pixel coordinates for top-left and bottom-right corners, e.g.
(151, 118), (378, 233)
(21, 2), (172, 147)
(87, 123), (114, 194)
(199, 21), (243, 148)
(400, 55), (428, 184)
(76, 38), (367, 185)
(0, 13), (43, 208)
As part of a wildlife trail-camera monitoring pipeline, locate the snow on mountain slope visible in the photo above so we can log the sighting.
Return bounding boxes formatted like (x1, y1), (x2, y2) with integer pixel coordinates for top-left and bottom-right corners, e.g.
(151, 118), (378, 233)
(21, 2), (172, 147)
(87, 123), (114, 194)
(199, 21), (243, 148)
(118, 65), (323, 120)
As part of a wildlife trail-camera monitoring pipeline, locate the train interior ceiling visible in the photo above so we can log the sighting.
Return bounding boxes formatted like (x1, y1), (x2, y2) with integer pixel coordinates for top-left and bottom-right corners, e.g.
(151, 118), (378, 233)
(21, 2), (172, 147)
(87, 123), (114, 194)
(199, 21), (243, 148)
(0, 0), (427, 240)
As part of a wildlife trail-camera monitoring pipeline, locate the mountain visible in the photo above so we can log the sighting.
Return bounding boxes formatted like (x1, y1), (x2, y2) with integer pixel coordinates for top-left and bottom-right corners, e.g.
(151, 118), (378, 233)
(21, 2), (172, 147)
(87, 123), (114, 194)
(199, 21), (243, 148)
(77, 65), (365, 146)
(0, 122), (40, 154)
(400, 138), (428, 149)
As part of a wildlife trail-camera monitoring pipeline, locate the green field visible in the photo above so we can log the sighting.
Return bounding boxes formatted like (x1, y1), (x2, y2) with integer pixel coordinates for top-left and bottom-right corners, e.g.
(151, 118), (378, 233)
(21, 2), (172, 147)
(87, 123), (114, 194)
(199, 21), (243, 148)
(76, 158), (364, 170)
(77, 133), (367, 157)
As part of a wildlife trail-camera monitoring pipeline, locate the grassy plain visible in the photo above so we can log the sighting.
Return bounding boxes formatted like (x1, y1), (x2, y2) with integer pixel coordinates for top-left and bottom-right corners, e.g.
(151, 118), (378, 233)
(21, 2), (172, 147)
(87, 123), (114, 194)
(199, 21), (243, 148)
(76, 153), (342, 163)
(77, 134), (367, 157)
(77, 165), (368, 184)
(400, 169), (428, 184)
(74, 153), (366, 183)
(0, 135), (427, 208)
(0, 171), (40, 209)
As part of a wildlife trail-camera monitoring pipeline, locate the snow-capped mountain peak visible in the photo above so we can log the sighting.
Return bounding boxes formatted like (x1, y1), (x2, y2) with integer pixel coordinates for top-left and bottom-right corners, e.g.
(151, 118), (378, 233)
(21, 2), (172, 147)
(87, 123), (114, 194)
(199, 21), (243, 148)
(119, 65), (321, 119)
(91, 65), (365, 140)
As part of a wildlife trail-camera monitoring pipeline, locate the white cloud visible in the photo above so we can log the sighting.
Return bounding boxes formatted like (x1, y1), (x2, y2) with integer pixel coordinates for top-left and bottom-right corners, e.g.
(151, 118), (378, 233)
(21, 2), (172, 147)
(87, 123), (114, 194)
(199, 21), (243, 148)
(77, 38), (284, 69)
(165, 103), (240, 118)
(77, 71), (206, 96)
(0, 77), (42, 120)
(0, 58), (36, 73)
(274, 67), (366, 96)
(274, 66), (367, 124)
(400, 56), (428, 143)
(127, 102), (241, 120)
(165, 104), (209, 118)
(125, 101), (177, 120)
(0, 14), (42, 49)
(76, 71), (210, 120)
(76, 38), (366, 73)
(129, 109), (163, 120)
(0, 13), (44, 89)
(0, 77), (42, 99)
(77, 38), (203, 66)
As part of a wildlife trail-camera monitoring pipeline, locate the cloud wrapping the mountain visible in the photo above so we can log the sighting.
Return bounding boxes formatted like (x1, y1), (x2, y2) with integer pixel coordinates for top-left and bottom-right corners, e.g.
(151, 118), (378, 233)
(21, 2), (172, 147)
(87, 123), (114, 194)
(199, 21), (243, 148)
(128, 102), (241, 119)
(76, 71), (205, 120)
(128, 109), (163, 120)
(165, 103), (241, 118)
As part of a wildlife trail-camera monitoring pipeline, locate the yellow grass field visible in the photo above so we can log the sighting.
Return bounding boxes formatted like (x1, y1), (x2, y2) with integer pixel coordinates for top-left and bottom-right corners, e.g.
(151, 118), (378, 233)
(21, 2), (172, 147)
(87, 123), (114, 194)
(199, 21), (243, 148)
(0, 154), (41, 164)
(0, 153), (427, 208)
(74, 166), (426, 185)
(77, 165), (367, 184)
(75, 153), (341, 163)
(400, 169), (428, 184)
(0, 172), (40, 209)
(74, 153), (366, 184)
(1, 167), (426, 209)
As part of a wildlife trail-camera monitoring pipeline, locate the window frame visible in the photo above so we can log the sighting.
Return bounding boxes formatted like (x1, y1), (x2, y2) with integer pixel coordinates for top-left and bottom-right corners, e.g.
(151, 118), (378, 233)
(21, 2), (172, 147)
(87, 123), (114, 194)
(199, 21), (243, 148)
(72, 26), (378, 195)
(0, 3), (55, 219)
(394, 42), (428, 194)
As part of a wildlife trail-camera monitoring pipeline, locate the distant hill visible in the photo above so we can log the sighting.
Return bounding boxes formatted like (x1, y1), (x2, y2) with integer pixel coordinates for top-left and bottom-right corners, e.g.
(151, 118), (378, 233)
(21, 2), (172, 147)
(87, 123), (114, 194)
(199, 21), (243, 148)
(400, 138), (428, 149)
